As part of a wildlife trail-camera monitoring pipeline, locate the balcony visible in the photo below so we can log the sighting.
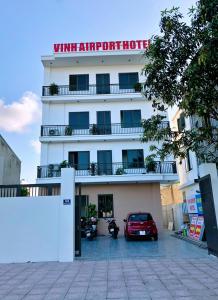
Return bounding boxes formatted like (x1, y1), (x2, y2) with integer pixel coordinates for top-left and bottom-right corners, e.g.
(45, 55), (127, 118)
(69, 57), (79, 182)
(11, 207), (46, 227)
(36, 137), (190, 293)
(42, 84), (143, 97)
(37, 161), (177, 179)
(40, 122), (169, 137)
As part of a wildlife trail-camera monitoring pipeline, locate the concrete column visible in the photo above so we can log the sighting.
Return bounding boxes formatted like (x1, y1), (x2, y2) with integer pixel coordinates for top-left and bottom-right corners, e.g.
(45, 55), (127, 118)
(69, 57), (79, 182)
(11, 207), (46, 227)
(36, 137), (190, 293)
(199, 163), (218, 226)
(59, 168), (75, 262)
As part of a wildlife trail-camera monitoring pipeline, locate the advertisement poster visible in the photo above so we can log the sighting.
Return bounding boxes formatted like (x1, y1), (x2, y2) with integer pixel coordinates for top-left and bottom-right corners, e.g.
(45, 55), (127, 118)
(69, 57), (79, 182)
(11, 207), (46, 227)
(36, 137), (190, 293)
(187, 196), (198, 214)
(189, 215), (198, 237)
(196, 194), (203, 215)
(187, 194), (203, 215)
(194, 216), (205, 240)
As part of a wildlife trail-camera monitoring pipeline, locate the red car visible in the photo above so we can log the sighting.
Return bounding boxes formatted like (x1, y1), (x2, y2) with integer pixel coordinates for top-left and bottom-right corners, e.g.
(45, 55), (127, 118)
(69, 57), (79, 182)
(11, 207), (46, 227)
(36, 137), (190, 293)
(124, 212), (158, 241)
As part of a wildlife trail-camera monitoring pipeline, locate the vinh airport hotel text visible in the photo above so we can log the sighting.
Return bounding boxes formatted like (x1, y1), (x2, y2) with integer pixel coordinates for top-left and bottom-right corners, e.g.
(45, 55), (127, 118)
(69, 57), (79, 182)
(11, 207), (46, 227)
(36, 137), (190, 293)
(36, 40), (178, 234)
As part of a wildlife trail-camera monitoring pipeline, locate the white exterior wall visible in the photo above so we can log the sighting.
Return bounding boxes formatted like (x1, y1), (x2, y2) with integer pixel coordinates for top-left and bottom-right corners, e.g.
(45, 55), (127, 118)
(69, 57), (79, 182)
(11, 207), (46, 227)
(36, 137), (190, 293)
(43, 65), (144, 86)
(41, 140), (162, 166)
(42, 100), (154, 125)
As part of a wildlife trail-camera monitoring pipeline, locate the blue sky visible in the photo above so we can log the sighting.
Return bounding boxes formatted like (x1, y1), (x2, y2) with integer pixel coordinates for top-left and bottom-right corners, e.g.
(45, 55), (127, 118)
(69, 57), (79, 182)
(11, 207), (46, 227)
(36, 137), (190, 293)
(0, 0), (196, 182)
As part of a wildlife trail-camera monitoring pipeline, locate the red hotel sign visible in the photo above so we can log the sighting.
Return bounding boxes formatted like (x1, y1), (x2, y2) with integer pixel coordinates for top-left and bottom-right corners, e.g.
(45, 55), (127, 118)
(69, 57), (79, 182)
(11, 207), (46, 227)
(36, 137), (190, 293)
(54, 40), (150, 53)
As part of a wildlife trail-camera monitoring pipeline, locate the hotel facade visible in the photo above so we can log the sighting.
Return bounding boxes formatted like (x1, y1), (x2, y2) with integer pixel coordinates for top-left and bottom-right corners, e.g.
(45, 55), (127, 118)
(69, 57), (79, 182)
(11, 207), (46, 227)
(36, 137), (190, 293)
(36, 40), (178, 234)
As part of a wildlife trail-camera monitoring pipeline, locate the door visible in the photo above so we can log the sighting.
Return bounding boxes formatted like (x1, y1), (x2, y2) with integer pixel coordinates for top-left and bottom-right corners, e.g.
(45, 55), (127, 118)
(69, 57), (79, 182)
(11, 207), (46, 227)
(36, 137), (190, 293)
(97, 111), (111, 134)
(96, 74), (110, 94)
(199, 174), (218, 256)
(97, 150), (112, 175)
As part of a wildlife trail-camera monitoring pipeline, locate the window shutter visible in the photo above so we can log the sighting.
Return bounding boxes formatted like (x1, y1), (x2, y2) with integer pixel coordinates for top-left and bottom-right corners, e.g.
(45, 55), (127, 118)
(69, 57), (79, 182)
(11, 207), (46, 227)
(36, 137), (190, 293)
(69, 75), (77, 91)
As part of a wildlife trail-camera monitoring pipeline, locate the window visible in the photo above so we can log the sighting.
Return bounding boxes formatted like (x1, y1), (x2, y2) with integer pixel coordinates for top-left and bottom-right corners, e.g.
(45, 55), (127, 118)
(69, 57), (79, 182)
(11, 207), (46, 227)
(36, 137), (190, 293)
(185, 150), (192, 172)
(177, 113), (186, 131)
(69, 112), (89, 129)
(122, 149), (144, 168)
(128, 213), (153, 222)
(69, 74), (89, 91)
(98, 194), (113, 218)
(119, 72), (139, 89)
(120, 110), (141, 128)
(68, 151), (90, 170)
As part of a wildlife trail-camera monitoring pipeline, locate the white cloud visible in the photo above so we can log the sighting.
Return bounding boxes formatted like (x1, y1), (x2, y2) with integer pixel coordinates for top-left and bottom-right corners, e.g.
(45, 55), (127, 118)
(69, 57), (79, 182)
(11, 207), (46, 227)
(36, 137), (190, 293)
(30, 139), (41, 155)
(0, 92), (41, 133)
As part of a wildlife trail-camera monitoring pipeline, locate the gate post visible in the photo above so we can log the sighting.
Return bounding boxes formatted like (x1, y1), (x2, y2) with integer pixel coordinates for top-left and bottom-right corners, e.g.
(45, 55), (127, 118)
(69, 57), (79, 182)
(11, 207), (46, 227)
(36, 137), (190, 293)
(59, 168), (75, 262)
(199, 163), (218, 227)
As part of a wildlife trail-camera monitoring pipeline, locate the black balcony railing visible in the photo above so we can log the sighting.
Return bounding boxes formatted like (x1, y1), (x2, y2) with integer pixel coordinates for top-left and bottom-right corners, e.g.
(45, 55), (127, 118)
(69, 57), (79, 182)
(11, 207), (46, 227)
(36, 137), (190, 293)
(42, 84), (143, 96)
(37, 161), (177, 179)
(0, 183), (61, 198)
(40, 122), (169, 137)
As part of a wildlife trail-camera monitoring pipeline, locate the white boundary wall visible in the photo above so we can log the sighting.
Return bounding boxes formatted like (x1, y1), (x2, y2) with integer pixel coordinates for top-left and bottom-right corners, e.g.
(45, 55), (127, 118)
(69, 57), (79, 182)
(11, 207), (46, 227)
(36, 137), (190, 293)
(0, 168), (75, 263)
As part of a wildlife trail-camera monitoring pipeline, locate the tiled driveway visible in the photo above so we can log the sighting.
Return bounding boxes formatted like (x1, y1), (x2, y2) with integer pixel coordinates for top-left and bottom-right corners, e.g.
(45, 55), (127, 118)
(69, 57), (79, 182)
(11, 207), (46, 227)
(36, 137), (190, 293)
(0, 232), (218, 300)
(80, 231), (208, 260)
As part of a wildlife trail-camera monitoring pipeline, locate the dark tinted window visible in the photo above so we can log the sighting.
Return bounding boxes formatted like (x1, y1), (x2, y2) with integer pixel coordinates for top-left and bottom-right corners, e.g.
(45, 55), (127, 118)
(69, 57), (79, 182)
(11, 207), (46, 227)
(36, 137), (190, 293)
(128, 214), (153, 222)
(122, 149), (144, 168)
(69, 112), (89, 129)
(98, 194), (113, 218)
(121, 110), (141, 128)
(119, 72), (139, 89)
(68, 151), (90, 170)
(69, 74), (89, 91)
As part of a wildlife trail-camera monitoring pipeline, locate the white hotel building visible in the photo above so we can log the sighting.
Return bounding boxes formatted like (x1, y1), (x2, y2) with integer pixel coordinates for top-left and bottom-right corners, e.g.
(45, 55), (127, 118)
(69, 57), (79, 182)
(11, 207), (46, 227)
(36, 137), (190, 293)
(36, 40), (178, 234)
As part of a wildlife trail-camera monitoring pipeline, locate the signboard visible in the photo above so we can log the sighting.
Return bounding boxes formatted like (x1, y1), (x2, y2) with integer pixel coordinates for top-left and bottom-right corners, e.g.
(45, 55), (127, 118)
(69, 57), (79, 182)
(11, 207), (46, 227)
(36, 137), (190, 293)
(194, 216), (205, 240)
(189, 215), (198, 237)
(196, 194), (203, 215)
(187, 194), (203, 215)
(187, 196), (198, 214)
(63, 199), (71, 205)
(54, 40), (150, 53)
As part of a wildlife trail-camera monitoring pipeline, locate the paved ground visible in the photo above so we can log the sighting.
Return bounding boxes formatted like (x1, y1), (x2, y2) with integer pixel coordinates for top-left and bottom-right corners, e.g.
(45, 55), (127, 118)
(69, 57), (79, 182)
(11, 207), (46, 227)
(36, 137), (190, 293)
(80, 231), (208, 260)
(0, 232), (218, 300)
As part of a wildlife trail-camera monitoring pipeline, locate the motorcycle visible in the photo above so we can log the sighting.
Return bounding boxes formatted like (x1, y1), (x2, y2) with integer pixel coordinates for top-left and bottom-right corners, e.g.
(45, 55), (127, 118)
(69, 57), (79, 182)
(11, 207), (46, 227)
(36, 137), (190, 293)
(85, 217), (97, 241)
(107, 219), (119, 239)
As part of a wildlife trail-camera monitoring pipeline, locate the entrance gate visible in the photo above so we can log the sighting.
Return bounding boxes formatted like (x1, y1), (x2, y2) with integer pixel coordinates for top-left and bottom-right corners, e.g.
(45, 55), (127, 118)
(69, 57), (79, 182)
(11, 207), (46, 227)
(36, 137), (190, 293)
(75, 185), (81, 257)
(199, 174), (218, 256)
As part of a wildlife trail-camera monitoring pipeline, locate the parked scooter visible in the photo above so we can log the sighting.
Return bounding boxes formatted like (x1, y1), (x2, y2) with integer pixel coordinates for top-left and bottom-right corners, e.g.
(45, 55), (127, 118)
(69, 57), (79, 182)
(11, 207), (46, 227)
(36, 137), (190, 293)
(107, 219), (119, 239)
(85, 217), (97, 241)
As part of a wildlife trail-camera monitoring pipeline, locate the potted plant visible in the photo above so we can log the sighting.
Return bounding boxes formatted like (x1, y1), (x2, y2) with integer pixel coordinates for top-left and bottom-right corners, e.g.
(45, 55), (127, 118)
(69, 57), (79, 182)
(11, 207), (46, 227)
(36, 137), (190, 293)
(59, 160), (68, 169)
(90, 162), (96, 176)
(65, 126), (73, 135)
(89, 124), (99, 135)
(87, 203), (98, 218)
(133, 82), (142, 92)
(20, 187), (29, 196)
(145, 155), (156, 172)
(115, 167), (126, 175)
(49, 83), (59, 95)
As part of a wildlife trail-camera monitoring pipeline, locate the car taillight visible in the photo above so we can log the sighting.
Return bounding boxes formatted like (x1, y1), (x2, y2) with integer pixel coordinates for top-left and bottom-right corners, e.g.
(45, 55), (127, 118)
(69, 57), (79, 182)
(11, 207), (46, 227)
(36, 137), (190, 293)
(128, 222), (132, 226)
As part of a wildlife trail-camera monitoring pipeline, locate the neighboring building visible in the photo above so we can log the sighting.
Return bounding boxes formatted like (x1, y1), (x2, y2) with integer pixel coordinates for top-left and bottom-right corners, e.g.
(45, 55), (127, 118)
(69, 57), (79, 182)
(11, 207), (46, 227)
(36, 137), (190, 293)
(170, 108), (218, 244)
(0, 135), (21, 184)
(161, 183), (183, 231)
(36, 40), (178, 234)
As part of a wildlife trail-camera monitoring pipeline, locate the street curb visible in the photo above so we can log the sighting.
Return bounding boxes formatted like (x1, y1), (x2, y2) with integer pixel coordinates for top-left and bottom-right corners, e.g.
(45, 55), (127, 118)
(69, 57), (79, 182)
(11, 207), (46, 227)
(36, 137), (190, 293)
(171, 233), (208, 249)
